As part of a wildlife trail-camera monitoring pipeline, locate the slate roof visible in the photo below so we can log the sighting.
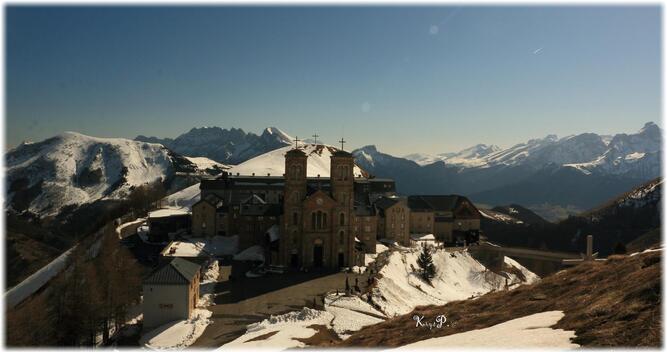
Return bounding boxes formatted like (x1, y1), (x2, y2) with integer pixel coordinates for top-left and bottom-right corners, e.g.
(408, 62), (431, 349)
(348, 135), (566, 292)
(407, 195), (463, 211)
(374, 197), (401, 210)
(144, 258), (201, 285)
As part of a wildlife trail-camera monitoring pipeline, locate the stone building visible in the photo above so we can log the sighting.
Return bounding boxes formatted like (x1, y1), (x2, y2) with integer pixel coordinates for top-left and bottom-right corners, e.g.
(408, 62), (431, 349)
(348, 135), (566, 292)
(375, 197), (411, 246)
(191, 145), (397, 269)
(407, 195), (481, 243)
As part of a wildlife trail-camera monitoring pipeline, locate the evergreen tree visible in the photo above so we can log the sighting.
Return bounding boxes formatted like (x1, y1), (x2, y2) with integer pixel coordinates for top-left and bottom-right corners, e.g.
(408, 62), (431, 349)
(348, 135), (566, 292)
(416, 244), (437, 284)
(614, 241), (628, 255)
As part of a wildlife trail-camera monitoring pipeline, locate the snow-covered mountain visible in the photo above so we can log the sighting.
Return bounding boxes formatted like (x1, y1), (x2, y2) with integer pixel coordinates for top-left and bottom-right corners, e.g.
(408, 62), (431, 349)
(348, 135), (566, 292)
(5, 132), (211, 217)
(135, 126), (293, 164)
(403, 122), (661, 178)
(229, 144), (366, 178)
(564, 122), (661, 178)
(405, 144), (500, 167)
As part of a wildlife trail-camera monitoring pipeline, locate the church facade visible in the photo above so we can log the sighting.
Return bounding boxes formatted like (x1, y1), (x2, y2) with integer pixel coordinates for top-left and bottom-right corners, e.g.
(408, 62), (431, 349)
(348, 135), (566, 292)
(191, 145), (399, 270)
(188, 144), (482, 269)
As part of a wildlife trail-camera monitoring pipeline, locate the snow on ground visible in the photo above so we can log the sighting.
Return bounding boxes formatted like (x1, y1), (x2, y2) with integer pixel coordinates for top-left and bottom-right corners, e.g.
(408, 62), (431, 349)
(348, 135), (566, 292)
(140, 308), (212, 349)
(372, 246), (537, 317)
(202, 260), (220, 283)
(364, 243), (390, 266)
(411, 233), (436, 241)
(478, 208), (523, 224)
(229, 143), (365, 178)
(397, 311), (579, 349)
(115, 217), (146, 238)
(199, 260), (220, 307)
(162, 236), (240, 257)
(220, 243), (540, 349)
(629, 246), (663, 257)
(184, 156), (229, 171)
(6, 246), (75, 309)
(504, 256), (540, 284)
(233, 245), (265, 262)
(163, 183), (201, 211)
(148, 208), (189, 219)
(221, 308), (334, 350)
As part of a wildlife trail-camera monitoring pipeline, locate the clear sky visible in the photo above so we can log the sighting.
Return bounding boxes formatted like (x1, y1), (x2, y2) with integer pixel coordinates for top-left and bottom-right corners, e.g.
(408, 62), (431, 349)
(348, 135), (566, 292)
(6, 6), (661, 155)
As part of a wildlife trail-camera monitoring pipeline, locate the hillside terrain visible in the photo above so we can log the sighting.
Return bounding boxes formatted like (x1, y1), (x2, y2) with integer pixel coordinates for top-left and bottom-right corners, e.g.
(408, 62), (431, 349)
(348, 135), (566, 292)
(5, 132), (222, 286)
(336, 248), (661, 347)
(480, 178), (662, 256)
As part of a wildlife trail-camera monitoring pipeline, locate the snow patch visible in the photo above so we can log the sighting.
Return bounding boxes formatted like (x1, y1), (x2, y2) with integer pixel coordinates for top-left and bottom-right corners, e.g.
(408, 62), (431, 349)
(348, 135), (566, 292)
(397, 311), (578, 349)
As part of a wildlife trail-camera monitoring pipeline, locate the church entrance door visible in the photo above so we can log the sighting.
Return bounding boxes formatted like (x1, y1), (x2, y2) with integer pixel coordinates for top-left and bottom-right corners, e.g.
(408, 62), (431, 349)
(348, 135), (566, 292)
(338, 253), (345, 267)
(313, 245), (323, 267)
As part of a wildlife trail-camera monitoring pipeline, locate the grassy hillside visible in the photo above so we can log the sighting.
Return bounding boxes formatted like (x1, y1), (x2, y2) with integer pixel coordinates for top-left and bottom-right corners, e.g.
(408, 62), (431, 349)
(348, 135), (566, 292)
(334, 249), (661, 347)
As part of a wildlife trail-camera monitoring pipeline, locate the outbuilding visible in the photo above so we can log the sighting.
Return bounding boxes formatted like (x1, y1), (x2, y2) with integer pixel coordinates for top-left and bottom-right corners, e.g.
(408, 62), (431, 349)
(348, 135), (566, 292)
(142, 258), (201, 331)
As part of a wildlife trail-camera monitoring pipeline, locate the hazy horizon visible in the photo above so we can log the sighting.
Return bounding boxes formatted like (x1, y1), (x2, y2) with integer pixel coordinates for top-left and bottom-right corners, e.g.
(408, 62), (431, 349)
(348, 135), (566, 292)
(6, 6), (661, 155)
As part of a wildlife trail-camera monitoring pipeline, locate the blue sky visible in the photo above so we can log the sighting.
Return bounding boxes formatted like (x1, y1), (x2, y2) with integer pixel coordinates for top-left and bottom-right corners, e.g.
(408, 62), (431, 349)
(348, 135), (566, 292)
(6, 6), (661, 155)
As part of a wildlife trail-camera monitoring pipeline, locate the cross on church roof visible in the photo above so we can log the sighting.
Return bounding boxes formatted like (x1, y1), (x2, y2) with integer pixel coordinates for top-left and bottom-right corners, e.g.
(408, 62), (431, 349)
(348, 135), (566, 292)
(339, 137), (346, 150)
(294, 136), (300, 148)
(312, 133), (319, 145)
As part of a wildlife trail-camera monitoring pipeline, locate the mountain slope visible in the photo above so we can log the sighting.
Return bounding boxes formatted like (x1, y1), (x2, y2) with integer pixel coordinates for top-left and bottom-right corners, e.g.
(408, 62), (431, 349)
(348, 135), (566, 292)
(337, 249), (661, 347)
(479, 178), (662, 255)
(6, 132), (180, 216)
(135, 126), (293, 164)
(229, 144), (365, 177)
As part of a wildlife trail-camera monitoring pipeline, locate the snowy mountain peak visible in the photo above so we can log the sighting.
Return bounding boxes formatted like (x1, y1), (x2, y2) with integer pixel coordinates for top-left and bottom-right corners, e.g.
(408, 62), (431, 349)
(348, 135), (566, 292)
(261, 127), (294, 144)
(640, 121), (660, 134)
(6, 132), (179, 216)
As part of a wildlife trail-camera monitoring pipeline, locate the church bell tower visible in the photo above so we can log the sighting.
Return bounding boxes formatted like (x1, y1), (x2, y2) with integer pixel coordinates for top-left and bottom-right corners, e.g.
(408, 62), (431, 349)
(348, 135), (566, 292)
(282, 142), (308, 267)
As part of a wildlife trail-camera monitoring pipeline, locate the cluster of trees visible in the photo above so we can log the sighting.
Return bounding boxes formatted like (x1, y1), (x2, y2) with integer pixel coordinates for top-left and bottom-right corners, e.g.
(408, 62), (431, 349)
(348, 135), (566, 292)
(7, 224), (143, 346)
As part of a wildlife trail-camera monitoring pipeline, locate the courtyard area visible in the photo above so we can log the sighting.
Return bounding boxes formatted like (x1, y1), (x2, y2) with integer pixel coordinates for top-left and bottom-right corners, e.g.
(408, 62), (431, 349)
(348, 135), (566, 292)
(192, 265), (374, 347)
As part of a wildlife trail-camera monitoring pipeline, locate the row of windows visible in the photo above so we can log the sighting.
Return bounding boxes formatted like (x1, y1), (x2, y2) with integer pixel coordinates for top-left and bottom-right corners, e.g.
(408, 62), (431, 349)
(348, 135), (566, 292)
(292, 211), (347, 227)
(290, 230), (347, 245)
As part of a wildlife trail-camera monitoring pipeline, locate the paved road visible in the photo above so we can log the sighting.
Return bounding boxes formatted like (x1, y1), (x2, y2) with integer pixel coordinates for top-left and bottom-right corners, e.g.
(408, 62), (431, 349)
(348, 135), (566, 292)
(192, 266), (372, 348)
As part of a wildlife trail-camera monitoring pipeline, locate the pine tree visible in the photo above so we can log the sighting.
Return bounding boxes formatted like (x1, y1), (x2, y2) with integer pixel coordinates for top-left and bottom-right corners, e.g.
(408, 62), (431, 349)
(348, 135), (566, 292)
(614, 241), (627, 255)
(416, 244), (437, 284)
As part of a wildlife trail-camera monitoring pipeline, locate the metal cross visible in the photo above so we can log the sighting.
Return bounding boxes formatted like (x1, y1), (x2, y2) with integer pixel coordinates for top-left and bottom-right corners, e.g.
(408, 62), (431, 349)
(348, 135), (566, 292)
(339, 137), (346, 150)
(312, 133), (319, 145)
(294, 136), (300, 148)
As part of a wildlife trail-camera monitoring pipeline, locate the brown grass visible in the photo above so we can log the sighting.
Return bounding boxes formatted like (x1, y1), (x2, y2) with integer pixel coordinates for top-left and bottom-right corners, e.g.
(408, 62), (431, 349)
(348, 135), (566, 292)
(332, 251), (661, 348)
(245, 331), (279, 343)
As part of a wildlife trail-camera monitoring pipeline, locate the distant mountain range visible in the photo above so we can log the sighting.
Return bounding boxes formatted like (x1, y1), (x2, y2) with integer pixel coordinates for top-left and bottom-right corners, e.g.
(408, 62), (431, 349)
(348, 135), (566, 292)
(353, 122), (661, 215)
(135, 126), (293, 164)
(6, 122), (661, 220)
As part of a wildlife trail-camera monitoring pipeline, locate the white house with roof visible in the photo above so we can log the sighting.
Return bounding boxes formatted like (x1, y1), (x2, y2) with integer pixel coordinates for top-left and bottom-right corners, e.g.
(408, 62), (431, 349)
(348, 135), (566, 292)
(142, 258), (201, 330)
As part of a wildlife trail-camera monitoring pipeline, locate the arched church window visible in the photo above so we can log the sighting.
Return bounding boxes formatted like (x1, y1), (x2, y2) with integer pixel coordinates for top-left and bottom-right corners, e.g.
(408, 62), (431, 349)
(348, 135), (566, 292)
(322, 212), (327, 228)
(339, 230), (345, 245)
(292, 212), (298, 226)
(339, 212), (345, 226)
(312, 212), (317, 230)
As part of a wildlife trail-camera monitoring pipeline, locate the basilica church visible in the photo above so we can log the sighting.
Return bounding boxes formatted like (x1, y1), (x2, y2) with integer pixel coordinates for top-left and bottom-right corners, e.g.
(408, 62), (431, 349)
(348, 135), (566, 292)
(189, 142), (481, 270)
(191, 143), (400, 269)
